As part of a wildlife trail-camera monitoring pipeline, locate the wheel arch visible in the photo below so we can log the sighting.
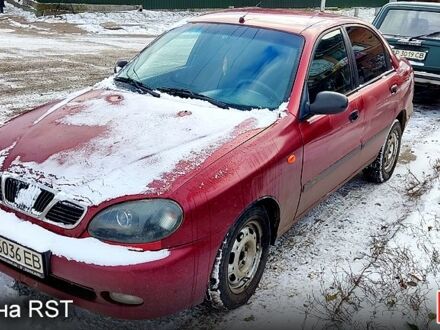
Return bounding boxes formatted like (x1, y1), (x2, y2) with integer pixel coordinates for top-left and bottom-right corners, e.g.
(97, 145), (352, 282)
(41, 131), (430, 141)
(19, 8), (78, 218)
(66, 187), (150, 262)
(242, 196), (281, 245)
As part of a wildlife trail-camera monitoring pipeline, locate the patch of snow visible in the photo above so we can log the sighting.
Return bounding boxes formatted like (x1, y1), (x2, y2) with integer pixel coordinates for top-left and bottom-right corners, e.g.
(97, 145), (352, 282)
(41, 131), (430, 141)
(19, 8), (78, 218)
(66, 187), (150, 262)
(207, 236), (227, 308)
(0, 34), (106, 55)
(0, 208), (169, 266)
(2, 2), (37, 21)
(94, 75), (117, 89)
(33, 87), (92, 124)
(14, 184), (41, 214)
(52, 10), (203, 35)
(333, 7), (377, 23)
(7, 18), (50, 32)
(0, 143), (15, 169)
(0, 77), (22, 89)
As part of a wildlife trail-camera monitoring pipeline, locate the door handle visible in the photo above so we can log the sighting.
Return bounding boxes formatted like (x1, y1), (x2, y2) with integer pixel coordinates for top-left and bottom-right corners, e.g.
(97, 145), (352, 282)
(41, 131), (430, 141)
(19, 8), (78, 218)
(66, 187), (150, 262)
(349, 110), (359, 123)
(390, 84), (398, 95)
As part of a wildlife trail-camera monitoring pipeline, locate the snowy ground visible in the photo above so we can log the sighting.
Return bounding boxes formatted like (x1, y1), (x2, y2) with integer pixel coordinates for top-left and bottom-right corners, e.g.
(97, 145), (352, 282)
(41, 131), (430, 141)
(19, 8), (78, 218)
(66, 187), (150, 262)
(0, 3), (439, 330)
(2, 2), (376, 36)
(2, 2), (202, 35)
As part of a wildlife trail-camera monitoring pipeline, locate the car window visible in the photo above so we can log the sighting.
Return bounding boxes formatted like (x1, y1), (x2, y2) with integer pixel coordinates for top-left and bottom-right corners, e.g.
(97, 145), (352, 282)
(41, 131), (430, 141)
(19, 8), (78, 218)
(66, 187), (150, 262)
(346, 26), (390, 84)
(378, 9), (440, 38)
(308, 29), (353, 103)
(138, 31), (199, 77)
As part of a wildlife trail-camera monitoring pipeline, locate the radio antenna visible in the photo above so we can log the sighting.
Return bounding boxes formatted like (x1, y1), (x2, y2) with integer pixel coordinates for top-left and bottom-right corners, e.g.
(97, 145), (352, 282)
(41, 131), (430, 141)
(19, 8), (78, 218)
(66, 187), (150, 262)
(240, 1), (261, 24)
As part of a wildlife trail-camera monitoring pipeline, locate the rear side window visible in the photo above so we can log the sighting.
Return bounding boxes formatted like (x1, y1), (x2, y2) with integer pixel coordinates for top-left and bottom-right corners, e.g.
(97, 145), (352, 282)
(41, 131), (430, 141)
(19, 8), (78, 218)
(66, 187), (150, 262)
(346, 26), (390, 84)
(308, 29), (353, 103)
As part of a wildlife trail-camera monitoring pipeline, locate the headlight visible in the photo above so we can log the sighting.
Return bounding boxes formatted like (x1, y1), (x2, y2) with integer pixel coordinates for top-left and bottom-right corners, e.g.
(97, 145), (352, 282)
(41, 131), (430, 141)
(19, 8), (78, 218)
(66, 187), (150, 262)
(88, 199), (183, 243)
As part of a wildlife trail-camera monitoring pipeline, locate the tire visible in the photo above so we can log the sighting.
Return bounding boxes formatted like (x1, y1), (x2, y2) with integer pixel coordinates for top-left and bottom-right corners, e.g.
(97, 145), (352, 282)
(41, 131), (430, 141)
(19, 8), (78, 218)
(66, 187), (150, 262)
(207, 206), (271, 310)
(363, 120), (402, 183)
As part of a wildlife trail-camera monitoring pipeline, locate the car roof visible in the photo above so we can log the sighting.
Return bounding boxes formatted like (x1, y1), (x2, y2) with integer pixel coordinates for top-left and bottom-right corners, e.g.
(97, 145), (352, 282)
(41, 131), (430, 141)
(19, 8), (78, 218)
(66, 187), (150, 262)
(190, 8), (366, 35)
(381, 1), (440, 10)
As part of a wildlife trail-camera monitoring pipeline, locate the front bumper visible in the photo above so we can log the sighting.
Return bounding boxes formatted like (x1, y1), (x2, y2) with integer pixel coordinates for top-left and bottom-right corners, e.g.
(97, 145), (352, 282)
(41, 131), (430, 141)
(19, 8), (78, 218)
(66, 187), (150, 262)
(0, 243), (204, 319)
(0, 209), (208, 319)
(414, 71), (440, 86)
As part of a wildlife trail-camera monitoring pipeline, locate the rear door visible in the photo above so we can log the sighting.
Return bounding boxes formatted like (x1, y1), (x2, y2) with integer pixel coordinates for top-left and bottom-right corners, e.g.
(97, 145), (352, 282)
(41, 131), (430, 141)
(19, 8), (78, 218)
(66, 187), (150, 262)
(297, 28), (364, 216)
(344, 25), (401, 166)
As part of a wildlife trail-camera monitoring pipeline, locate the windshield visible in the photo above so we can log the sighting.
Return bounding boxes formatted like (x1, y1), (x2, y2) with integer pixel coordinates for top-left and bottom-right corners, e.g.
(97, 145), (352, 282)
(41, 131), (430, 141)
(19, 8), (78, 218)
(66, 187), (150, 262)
(117, 23), (303, 110)
(378, 9), (440, 38)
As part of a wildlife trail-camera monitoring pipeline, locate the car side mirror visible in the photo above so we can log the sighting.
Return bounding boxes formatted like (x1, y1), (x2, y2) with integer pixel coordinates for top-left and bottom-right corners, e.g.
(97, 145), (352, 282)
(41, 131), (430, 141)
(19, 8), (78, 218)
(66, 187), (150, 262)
(114, 59), (128, 74)
(309, 91), (349, 115)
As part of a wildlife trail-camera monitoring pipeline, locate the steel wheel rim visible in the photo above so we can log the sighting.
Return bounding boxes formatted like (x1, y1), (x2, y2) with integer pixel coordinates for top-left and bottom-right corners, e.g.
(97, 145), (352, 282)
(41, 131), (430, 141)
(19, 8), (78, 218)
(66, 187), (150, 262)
(227, 220), (263, 294)
(384, 129), (399, 172)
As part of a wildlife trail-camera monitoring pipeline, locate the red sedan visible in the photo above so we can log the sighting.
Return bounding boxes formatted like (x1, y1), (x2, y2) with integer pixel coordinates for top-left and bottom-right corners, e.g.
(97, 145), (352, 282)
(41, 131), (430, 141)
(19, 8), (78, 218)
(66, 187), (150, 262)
(0, 8), (413, 319)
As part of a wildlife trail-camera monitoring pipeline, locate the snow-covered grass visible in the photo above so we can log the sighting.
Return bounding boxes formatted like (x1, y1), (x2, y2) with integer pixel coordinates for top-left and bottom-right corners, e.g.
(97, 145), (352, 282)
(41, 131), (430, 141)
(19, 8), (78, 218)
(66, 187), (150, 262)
(47, 10), (200, 35)
(1, 2), (37, 21)
(2, 2), (201, 35)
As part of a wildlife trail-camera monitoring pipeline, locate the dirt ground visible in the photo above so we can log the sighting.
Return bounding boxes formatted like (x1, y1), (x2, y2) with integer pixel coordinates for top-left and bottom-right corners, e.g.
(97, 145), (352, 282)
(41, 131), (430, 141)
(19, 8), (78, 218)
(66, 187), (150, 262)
(0, 13), (149, 120)
(1, 7), (440, 330)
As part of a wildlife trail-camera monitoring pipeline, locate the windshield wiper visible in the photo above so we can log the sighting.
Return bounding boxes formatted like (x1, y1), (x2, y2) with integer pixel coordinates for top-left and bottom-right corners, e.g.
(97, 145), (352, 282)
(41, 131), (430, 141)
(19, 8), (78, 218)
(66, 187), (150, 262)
(409, 31), (440, 41)
(158, 87), (229, 109)
(114, 76), (160, 98)
(383, 33), (402, 38)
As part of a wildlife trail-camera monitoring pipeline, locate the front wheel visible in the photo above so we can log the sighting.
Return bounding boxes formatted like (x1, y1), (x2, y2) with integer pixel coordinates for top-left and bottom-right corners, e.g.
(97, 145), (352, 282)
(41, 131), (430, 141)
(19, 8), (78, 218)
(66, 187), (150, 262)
(363, 120), (402, 183)
(207, 206), (271, 310)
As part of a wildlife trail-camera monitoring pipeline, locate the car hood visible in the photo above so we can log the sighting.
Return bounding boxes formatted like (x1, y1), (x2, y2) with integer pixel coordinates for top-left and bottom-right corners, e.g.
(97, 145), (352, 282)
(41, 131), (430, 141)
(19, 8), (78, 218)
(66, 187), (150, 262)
(0, 87), (280, 206)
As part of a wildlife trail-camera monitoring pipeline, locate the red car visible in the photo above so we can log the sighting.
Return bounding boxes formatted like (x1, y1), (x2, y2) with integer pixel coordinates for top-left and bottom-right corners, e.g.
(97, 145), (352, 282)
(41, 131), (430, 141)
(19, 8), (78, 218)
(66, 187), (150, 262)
(0, 8), (413, 319)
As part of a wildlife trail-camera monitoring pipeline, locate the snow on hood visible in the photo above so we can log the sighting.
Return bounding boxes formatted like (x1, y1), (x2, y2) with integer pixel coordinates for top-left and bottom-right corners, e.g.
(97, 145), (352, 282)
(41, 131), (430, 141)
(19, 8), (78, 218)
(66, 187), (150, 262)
(1, 83), (282, 206)
(0, 143), (15, 170)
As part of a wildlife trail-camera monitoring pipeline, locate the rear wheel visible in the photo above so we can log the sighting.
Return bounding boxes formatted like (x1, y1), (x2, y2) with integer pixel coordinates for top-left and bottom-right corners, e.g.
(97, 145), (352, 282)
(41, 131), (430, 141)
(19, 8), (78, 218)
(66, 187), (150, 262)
(207, 206), (271, 310)
(363, 120), (402, 183)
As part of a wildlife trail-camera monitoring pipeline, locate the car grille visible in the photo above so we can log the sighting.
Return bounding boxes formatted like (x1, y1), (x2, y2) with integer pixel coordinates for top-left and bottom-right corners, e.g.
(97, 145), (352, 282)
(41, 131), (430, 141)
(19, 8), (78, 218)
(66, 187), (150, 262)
(45, 201), (85, 226)
(0, 175), (86, 228)
(4, 177), (25, 203)
(33, 189), (56, 213)
(4, 177), (55, 213)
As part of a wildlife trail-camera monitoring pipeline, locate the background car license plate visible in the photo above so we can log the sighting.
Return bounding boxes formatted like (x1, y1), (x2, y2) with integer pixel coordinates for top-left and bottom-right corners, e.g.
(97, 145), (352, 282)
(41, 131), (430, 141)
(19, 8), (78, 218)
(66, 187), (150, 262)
(394, 49), (426, 61)
(0, 236), (49, 278)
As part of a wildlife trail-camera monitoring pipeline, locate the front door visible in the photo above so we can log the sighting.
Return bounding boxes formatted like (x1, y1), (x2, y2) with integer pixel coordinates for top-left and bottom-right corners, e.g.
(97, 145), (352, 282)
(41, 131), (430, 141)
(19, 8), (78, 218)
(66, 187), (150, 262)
(297, 28), (364, 216)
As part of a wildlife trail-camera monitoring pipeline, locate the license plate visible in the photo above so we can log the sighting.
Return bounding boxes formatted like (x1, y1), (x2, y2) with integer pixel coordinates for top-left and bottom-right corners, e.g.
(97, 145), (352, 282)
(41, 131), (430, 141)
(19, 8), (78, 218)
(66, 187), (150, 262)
(0, 236), (49, 278)
(394, 49), (426, 61)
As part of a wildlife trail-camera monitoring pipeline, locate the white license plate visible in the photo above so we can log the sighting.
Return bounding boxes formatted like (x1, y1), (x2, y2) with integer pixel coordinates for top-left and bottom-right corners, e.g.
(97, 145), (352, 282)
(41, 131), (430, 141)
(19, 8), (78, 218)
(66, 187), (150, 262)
(394, 49), (426, 61)
(0, 236), (49, 278)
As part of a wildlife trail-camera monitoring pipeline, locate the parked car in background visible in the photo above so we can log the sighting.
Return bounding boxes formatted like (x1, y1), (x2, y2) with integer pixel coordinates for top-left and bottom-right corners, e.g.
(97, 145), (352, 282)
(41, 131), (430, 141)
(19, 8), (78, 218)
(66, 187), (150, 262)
(0, 9), (414, 320)
(373, 1), (440, 87)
